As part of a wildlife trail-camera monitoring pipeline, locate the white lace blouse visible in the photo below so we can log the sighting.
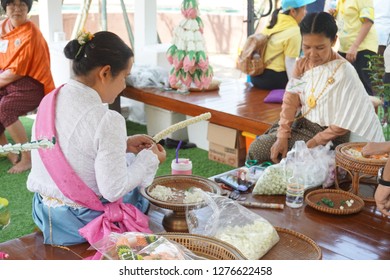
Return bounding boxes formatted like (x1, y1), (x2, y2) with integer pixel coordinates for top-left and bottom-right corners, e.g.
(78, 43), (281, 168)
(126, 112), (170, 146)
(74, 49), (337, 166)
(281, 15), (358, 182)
(27, 79), (159, 207)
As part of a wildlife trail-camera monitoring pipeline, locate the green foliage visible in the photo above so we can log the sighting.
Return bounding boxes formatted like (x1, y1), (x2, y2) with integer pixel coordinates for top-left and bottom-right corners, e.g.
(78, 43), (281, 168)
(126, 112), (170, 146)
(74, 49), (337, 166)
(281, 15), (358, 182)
(365, 54), (390, 140)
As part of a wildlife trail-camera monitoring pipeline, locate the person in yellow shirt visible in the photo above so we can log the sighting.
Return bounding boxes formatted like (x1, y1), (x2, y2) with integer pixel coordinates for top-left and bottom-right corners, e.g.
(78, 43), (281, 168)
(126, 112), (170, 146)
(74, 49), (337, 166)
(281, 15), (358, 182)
(250, 0), (315, 90)
(332, 0), (378, 95)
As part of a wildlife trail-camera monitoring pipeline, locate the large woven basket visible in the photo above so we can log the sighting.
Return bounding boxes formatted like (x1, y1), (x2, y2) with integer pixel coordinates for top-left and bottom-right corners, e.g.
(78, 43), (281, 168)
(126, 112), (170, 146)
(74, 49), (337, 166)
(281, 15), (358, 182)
(262, 227), (322, 260)
(158, 232), (247, 260)
(335, 142), (386, 175)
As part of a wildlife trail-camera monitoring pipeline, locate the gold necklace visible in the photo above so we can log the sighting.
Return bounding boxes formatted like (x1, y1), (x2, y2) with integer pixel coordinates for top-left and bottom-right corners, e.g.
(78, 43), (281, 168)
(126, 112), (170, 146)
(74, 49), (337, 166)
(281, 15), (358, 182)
(307, 66), (327, 109)
(296, 61), (345, 120)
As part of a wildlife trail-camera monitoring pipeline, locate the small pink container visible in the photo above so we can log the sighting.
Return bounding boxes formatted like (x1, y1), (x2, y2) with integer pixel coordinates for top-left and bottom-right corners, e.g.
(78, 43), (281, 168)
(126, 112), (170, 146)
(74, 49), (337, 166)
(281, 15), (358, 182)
(171, 158), (192, 175)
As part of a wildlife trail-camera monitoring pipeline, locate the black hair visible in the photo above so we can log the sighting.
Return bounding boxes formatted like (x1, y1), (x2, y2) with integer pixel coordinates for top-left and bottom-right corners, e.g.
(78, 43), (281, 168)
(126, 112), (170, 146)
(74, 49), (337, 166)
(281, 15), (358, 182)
(267, 7), (291, 29)
(64, 31), (133, 77)
(1, 0), (33, 12)
(299, 12), (338, 41)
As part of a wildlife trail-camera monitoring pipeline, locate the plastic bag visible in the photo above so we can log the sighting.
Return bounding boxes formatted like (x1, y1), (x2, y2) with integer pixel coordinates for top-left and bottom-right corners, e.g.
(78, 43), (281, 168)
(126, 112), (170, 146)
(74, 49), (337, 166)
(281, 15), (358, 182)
(186, 190), (279, 260)
(91, 232), (205, 260)
(284, 141), (335, 189)
(252, 162), (288, 195)
(126, 64), (169, 88)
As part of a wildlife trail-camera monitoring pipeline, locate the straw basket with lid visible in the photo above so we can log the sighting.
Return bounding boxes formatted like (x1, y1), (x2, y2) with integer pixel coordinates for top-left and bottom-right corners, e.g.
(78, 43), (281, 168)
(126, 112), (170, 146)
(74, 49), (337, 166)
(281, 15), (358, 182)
(335, 142), (387, 202)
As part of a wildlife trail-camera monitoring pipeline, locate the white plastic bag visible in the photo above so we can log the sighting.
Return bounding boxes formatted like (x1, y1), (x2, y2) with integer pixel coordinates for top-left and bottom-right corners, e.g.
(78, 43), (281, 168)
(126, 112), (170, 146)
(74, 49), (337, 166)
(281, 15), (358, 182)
(126, 64), (169, 88)
(186, 190), (279, 260)
(284, 141), (335, 189)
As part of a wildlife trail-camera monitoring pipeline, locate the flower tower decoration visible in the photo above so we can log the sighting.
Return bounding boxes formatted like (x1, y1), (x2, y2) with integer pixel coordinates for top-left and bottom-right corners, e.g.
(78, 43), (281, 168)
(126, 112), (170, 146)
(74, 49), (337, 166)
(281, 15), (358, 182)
(166, 0), (214, 91)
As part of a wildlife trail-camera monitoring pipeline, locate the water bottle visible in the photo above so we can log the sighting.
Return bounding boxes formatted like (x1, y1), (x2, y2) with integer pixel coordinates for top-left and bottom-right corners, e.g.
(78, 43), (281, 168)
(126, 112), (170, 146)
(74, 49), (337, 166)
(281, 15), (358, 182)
(0, 197), (10, 230)
(285, 173), (305, 208)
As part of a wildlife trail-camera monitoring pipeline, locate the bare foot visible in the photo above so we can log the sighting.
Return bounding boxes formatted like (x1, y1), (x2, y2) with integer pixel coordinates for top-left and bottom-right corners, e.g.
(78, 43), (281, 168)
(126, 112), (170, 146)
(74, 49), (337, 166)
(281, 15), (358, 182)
(7, 159), (31, 174)
(7, 153), (19, 165)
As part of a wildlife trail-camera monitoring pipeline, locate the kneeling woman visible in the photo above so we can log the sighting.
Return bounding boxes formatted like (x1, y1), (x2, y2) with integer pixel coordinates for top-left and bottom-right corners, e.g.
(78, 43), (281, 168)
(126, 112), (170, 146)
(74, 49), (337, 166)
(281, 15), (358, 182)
(27, 31), (166, 249)
(248, 12), (384, 164)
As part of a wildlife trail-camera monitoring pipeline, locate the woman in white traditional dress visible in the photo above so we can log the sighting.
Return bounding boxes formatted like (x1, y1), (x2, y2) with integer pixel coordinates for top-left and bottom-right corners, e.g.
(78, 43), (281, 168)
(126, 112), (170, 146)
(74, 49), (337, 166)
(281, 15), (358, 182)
(27, 31), (166, 247)
(247, 12), (384, 164)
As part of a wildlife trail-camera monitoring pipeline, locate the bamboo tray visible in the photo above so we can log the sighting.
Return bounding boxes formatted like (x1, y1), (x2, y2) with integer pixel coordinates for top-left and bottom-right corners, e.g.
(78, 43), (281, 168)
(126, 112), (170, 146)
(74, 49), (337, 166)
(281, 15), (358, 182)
(159, 232), (247, 260)
(305, 189), (364, 215)
(261, 227), (322, 260)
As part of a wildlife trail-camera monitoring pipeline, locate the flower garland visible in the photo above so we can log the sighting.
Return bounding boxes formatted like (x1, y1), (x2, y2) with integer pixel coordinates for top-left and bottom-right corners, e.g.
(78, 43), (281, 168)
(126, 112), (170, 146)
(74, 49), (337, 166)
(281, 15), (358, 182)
(153, 112), (211, 143)
(75, 29), (95, 59)
(0, 137), (55, 155)
(166, 0), (213, 90)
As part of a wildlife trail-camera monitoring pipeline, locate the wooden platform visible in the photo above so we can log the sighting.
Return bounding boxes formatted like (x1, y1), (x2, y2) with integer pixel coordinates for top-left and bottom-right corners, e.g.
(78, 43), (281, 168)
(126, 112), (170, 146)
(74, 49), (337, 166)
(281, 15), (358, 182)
(1, 187), (389, 260)
(121, 80), (282, 136)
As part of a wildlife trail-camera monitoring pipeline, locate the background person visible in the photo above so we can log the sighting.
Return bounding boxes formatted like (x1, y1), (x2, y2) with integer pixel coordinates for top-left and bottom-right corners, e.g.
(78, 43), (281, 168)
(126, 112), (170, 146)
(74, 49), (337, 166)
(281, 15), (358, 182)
(27, 31), (166, 246)
(373, 0), (390, 56)
(331, 0), (377, 95)
(0, 0), (55, 173)
(249, 0), (315, 90)
(247, 12), (384, 164)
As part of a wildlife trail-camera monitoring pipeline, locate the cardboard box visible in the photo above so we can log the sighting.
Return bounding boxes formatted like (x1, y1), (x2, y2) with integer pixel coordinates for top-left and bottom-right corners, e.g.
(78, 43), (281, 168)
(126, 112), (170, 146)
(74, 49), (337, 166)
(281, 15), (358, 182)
(207, 123), (246, 167)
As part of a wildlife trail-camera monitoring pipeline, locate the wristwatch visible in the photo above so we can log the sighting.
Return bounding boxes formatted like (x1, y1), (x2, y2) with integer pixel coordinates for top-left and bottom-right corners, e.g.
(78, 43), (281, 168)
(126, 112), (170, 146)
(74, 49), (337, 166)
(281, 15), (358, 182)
(377, 167), (390, 187)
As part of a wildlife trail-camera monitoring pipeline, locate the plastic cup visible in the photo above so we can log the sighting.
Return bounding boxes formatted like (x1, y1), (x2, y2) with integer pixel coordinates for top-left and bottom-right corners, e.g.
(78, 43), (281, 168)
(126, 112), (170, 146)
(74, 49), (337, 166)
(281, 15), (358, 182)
(171, 158), (192, 175)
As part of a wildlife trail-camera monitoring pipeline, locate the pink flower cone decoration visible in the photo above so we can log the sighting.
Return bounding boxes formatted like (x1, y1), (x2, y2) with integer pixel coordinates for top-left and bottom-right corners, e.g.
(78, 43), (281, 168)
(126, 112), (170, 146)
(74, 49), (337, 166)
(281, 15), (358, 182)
(166, 0), (213, 90)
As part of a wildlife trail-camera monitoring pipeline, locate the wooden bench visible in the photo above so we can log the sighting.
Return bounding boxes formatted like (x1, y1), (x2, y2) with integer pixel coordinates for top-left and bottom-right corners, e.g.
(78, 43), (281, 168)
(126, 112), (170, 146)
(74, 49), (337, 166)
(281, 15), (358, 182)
(121, 80), (282, 136)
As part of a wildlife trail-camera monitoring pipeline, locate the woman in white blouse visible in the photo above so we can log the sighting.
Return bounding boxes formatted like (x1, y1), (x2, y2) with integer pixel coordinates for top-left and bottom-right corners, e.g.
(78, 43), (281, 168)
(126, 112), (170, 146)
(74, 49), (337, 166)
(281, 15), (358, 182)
(27, 31), (166, 246)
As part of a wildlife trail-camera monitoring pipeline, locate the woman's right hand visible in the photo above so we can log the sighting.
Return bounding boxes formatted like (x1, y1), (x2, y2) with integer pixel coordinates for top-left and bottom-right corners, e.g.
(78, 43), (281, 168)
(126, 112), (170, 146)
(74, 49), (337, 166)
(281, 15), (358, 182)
(270, 138), (288, 163)
(150, 143), (167, 164)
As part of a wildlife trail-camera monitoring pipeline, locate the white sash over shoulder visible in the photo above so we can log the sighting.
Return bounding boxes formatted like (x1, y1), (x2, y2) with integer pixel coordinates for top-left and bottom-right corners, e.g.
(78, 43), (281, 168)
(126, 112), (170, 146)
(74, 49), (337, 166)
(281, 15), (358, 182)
(298, 59), (384, 142)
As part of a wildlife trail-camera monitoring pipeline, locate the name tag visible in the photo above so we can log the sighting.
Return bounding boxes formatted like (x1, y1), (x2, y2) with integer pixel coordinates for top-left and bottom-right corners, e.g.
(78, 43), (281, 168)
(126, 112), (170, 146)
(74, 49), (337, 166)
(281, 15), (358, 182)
(0, 40), (9, 53)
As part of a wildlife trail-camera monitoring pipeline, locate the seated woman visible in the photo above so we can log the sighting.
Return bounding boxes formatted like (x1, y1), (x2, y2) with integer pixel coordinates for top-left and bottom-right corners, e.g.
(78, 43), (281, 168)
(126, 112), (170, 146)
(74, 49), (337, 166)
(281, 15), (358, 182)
(250, 0), (315, 90)
(27, 31), (166, 248)
(247, 12), (384, 164)
(0, 0), (55, 173)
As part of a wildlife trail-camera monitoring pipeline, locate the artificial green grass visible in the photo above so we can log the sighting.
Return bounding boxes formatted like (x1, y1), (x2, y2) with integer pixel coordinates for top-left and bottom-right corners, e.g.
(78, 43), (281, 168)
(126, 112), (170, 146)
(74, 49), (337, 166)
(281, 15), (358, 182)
(0, 117), (35, 243)
(0, 117), (233, 243)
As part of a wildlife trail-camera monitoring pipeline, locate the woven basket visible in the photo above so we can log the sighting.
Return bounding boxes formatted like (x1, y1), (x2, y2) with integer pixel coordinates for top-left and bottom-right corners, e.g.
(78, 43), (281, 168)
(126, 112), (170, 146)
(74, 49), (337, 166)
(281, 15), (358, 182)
(141, 175), (221, 212)
(261, 227), (322, 260)
(305, 189), (364, 215)
(335, 142), (386, 175)
(158, 232), (247, 260)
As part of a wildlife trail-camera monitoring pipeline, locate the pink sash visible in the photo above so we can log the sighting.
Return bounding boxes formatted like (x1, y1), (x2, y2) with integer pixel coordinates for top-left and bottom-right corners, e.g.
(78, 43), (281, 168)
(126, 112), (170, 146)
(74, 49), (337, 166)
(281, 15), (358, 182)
(35, 86), (151, 259)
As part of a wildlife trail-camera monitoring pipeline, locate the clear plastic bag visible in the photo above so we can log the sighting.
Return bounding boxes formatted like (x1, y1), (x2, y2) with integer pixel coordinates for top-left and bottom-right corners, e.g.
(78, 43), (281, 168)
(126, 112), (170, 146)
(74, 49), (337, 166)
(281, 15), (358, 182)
(186, 190), (279, 260)
(284, 141), (335, 189)
(252, 162), (288, 195)
(125, 64), (169, 88)
(91, 232), (205, 260)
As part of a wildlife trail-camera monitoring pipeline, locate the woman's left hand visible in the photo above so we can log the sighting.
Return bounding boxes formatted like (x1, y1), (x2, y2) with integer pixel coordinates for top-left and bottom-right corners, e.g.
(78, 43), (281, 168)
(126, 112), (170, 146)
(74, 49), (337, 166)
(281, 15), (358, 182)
(126, 134), (154, 153)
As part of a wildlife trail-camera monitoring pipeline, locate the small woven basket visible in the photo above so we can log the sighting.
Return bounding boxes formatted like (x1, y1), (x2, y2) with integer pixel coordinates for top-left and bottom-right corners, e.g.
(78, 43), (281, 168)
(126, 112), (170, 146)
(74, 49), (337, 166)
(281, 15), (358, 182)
(158, 232), (247, 260)
(335, 142), (386, 175)
(305, 189), (364, 215)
